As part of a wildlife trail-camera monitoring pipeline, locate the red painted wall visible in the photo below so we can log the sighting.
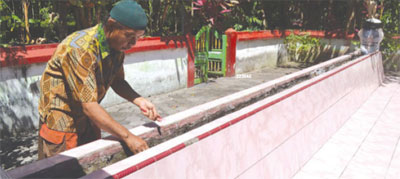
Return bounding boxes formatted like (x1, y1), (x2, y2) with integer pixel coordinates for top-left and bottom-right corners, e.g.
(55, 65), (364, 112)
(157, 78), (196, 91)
(225, 29), (238, 77)
(0, 37), (187, 67)
(0, 30), (362, 87)
(185, 35), (196, 88)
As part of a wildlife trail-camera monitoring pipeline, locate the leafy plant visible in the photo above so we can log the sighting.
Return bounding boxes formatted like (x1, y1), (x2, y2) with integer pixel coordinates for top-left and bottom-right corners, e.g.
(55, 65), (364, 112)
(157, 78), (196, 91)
(231, 0), (264, 31)
(192, 0), (238, 32)
(0, 0), (398, 46)
(38, 6), (59, 42)
(0, 0), (24, 44)
(381, 34), (400, 72)
(379, 0), (400, 73)
(284, 33), (324, 65)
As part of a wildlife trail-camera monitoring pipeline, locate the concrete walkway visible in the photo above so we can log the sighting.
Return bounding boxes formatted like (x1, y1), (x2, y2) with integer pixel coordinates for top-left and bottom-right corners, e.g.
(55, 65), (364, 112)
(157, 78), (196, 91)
(293, 76), (400, 179)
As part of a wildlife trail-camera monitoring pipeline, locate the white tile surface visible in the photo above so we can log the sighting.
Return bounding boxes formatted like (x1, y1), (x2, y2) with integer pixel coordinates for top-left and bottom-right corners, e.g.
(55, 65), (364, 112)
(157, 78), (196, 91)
(293, 79), (400, 179)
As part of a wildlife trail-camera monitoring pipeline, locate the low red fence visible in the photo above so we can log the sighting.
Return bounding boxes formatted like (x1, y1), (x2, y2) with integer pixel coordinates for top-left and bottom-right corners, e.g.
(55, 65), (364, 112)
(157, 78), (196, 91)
(0, 30), (365, 88)
(0, 30), (359, 67)
(0, 37), (187, 67)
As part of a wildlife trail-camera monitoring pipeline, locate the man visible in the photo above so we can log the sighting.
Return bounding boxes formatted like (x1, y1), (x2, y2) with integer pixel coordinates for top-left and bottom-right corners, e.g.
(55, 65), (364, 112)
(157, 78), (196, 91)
(38, 0), (161, 159)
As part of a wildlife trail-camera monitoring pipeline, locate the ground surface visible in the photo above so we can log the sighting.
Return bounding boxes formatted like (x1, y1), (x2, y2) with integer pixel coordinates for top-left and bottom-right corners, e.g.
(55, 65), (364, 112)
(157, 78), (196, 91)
(293, 76), (400, 179)
(0, 67), (299, 171)
(105, 67), (299, 132)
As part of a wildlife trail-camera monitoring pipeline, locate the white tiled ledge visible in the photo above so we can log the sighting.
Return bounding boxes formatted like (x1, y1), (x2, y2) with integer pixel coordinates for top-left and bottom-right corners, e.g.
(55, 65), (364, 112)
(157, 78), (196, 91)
(88, 51), (378, 179)
(8, 50), (361, 178)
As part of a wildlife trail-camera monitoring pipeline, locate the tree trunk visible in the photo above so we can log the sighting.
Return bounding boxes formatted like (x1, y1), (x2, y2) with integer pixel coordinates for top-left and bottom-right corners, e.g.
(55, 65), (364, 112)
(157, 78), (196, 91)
(73, 8), (82, 30)
(379, 0), (384, 20)
(303, 0), (322, 30)
(148, 0), (153, 35)
(80, 7), (89, 28)
(325, 0), (334, 36)
(87, 7), (92, 27)
(160, 0), (171, 30)
(173, 1), (177, 34)
(22, 0), (31, 43)
(153, 0), (162, 36)
(365, 0), (377, 18)
(259, 0), (267, 29)
(345, 0), (356, 36)
(280, 1), (290, 37)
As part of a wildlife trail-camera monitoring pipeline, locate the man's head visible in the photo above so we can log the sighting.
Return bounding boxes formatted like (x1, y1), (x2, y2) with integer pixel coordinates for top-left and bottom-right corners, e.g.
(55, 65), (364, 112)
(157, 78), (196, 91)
(104, 0), (147, 51)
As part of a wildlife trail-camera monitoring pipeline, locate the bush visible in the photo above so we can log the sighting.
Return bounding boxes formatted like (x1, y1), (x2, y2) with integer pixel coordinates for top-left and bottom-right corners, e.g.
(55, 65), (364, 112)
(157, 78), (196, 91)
(284, 33), (323, 65)
(381, 34), (400, 72)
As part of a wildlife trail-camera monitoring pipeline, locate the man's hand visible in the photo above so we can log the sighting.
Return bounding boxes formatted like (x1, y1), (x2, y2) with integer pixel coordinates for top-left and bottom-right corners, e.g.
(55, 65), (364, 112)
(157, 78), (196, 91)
(111, 74), (161, 121)
(133, 97), (162, 121)
(124, 134), (149, 154)
(82, 102), (149, 154)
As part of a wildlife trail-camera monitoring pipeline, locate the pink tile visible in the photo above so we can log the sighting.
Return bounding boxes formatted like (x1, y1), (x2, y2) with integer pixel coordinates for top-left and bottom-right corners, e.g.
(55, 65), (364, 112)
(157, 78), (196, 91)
(386, 143), (400, 179)
(341, 119), (400, 177)
(119, 53), (385, 179)
(237, 133), (301, 179)
(296, 157), (339, 178)
(293, 170), (336, 179)
(124, 113), (266, 178)
(340, 159), (386, 179)
(295, 90), (393, 178)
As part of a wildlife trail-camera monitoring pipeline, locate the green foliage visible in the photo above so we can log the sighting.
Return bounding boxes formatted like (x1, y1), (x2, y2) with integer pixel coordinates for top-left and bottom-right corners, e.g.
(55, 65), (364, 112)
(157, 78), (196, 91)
(68, 0), (84, 8)
(380, 0), (400, 72)
(0, 0), (24, 44)
(381, 34), (400, 72)
(381, 1), (400, 35)
(284, 33), (323, 64)
(0, 0), (398, 52)
(230, 1), (264, 31)
(351, 40), (360, 47)
(38, 6), (59, 41)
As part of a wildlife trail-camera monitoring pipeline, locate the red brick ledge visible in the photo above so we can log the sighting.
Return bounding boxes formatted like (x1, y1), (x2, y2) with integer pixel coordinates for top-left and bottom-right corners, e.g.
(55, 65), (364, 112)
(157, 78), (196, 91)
(0, 37), (187, 67)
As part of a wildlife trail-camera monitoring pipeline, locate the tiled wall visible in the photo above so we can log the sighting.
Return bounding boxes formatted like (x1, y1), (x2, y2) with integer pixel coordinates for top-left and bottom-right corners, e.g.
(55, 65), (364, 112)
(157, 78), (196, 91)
(117, 53), (383, 178)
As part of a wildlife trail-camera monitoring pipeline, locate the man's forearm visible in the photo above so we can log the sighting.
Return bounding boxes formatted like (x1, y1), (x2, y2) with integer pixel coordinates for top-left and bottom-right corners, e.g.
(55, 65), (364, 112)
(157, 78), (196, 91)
(111, 79), (161, 121)
(111, 79), (140, 103)
(82, 102), (132, 140)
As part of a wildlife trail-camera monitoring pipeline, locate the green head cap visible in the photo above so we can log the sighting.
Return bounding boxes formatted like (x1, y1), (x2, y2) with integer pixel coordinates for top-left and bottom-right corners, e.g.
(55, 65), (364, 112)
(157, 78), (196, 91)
(110, 0), (148, 30)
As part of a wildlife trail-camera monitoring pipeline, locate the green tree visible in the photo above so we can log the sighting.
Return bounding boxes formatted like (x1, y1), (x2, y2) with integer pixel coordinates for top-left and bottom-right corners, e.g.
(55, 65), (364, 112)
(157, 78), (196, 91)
(380, 0), (400, 72)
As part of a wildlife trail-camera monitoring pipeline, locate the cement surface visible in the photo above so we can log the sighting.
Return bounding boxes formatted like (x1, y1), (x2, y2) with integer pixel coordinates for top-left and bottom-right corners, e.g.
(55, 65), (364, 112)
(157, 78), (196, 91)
(104, 67), (299, 135)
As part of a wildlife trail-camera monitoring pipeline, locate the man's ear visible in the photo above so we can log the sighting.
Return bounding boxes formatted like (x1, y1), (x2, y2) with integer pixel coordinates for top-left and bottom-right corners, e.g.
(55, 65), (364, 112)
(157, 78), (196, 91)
(107, 17), (117, 24)
(105, 18), (119, 34)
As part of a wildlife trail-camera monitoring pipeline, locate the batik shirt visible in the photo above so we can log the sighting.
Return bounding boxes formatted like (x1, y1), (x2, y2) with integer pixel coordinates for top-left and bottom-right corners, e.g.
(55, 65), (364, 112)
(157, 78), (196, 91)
(38, 24), (125, 134)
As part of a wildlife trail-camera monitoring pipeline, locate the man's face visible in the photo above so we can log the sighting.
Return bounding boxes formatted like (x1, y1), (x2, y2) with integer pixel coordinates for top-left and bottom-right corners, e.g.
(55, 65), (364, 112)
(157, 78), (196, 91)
(109, 28), (145, 51)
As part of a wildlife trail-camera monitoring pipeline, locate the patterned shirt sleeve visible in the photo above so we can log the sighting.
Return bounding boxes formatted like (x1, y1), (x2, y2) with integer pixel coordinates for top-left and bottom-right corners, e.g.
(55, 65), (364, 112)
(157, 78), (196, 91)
(61, 48), (98, 103)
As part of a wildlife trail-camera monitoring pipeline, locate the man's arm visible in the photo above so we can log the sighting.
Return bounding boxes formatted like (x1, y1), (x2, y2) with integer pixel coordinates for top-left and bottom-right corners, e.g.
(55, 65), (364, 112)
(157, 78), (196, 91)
(60, 49), (149, 154)
(111, 68), (161, 121)
(82, 102), (148, 154)
(111, 76), (141, 103)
